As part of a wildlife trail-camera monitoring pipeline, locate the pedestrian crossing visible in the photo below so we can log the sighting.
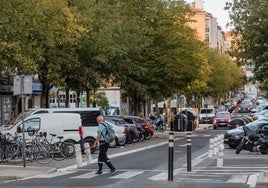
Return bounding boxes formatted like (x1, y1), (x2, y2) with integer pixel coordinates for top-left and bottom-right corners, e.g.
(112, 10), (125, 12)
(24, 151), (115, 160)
(32, 168), (257, 184)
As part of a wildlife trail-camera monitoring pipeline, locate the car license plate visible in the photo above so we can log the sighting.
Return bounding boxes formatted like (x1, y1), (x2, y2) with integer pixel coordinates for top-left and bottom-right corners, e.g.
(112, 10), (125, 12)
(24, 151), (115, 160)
(224, 138), (228, 142)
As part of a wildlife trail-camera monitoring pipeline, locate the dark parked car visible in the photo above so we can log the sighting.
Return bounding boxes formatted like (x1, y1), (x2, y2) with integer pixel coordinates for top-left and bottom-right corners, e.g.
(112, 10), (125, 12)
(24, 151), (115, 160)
(224, 120), (268, 149)
(121, 116), (154, 140)
(212, 111), (233, 129)
(228, 117), (248, 129)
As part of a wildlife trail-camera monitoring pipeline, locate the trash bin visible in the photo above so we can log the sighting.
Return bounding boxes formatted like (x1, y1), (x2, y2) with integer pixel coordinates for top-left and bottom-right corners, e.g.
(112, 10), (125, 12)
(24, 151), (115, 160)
(178, 109), (197, 131)
(171, 114), (187, 131)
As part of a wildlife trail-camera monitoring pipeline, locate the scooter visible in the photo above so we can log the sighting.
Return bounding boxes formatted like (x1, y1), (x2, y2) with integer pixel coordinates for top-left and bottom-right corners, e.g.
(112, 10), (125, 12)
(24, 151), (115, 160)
(149, 114), (166, 132)
(236, 126), (268, 154)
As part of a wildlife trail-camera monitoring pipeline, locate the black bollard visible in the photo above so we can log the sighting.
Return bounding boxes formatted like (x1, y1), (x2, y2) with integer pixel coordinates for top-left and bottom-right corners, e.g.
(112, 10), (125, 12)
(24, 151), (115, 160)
(168, 131), (174, 181)
(187, 132), (192, 172)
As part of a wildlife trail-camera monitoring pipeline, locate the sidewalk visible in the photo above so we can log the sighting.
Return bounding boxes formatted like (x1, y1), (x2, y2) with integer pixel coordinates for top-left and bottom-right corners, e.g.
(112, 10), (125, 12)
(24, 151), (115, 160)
(0, 164), (56, 180)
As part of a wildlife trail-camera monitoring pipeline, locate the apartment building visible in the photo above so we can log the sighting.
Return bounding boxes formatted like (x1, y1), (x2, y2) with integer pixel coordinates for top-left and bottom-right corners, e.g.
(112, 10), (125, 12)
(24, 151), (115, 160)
(188, 0), (227, 53)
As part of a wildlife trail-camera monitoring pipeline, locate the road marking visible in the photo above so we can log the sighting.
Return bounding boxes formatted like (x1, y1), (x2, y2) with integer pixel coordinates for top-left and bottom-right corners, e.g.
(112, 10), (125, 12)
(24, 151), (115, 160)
(71, 171), (98, 179)
(58, 141), (168, 172)
(35, 171), (74, 178)
(227, 175), (248, 183)
(109, 171), (143, 179)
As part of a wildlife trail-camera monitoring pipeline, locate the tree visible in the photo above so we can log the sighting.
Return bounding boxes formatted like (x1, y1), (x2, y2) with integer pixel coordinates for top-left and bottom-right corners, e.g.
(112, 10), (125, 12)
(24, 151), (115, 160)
(0, 0), (84, 107)
(225, 0), (268, 95)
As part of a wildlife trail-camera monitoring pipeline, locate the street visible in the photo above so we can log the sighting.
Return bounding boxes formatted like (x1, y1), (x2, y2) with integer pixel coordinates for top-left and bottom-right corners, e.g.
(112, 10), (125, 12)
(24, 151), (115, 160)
(0, 122), (266, 188)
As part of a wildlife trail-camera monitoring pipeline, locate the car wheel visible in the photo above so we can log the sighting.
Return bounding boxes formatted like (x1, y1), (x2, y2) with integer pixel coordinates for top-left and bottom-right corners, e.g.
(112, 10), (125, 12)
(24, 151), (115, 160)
(144, 132), (152, 140)
(109, 138), (117, 148)
(126, 133), (134, 144)
(138, 131), (145, 142)
(117, 137), (126, 146)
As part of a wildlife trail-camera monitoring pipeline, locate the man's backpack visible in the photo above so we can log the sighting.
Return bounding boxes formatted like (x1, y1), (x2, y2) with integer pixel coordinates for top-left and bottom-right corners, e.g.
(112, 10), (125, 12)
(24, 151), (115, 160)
(102, 122), (116, 143)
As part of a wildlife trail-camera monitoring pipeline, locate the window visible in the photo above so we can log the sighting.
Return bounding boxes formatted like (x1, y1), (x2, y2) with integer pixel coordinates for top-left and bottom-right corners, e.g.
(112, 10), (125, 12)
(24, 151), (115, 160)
(19, 118), (41, 132)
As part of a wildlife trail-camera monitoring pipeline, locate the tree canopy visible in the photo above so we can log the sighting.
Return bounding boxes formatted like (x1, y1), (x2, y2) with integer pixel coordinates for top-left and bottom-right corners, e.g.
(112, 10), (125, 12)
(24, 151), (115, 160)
(225, 0), (268, 95)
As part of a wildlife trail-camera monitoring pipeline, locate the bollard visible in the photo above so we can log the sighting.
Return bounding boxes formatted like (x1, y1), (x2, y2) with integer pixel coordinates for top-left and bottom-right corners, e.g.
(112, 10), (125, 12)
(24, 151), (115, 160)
(217, 139), (224, 168)
(168, 132), (174, 181)
(213, 136), (219, 156)
(84, 143), (92, 166)
(75, 144), (83, 168)
(187, 132), (191, 172)
(208, 138), (214, 158)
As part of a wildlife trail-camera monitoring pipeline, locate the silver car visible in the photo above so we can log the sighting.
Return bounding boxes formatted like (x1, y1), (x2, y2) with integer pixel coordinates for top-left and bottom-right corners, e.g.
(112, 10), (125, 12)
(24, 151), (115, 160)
(104, 121), (126, 148)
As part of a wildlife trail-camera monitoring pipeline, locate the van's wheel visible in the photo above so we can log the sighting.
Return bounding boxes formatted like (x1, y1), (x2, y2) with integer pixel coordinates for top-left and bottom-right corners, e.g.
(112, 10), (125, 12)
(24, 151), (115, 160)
(84, 137), (96, 154)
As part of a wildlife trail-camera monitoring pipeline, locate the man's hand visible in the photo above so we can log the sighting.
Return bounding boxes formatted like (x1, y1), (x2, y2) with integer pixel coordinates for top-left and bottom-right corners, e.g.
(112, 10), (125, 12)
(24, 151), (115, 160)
(92, 141), (99, 148)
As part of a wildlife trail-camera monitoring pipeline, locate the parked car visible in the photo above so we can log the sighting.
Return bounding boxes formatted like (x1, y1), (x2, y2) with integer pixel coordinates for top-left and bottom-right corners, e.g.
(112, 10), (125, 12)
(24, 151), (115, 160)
(228, 117), (248, 129)
(250, 102), (268, 115)
(251, 109), (268, 121)
(120, 116), (154, 140)
(212, 111), (233, 129)
(256, 96), (266, 105)
(224, 120), (268, 149)
(104, 120), (127, 148)
(105, 116), (139, 144)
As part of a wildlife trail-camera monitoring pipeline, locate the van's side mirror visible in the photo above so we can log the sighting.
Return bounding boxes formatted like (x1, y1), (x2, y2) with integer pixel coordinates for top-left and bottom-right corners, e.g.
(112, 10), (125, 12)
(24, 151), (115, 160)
(17, 126), (22, 133)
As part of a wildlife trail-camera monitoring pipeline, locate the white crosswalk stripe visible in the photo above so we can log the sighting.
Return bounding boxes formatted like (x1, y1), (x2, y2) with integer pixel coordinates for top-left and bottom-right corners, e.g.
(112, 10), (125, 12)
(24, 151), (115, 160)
(35, 171), (75, 178)
(109, 171), (144, 179)
(71, 171), (97, 179)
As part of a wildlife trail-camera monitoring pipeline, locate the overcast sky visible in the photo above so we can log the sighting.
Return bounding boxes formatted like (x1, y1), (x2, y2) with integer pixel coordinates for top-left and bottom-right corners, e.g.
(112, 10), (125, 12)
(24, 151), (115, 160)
(185, 0), (230, 31)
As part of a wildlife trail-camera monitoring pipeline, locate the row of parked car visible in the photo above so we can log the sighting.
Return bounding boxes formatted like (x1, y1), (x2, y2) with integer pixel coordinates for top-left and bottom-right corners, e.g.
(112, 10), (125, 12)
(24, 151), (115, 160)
(103, 116), (155, 149)
(224, 99), (268, 149)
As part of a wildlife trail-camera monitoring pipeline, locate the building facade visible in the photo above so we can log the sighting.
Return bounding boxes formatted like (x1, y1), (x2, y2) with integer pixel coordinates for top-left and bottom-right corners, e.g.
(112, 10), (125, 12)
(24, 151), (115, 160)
(188, 0), (227, 52)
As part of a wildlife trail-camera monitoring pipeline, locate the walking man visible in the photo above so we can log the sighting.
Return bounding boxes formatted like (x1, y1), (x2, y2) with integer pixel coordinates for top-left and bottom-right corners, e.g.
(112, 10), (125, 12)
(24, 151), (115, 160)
(93, 115), (118, 175)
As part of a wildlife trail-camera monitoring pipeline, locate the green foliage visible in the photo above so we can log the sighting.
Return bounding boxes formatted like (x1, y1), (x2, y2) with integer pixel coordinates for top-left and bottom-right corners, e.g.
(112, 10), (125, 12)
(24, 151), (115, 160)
(225, 0), (268, 93)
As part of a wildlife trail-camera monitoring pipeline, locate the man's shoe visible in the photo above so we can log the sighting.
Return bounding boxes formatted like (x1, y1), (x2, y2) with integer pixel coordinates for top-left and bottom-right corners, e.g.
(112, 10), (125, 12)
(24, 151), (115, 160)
(95, 170), (103, 175)
(110, 169), (118, 176)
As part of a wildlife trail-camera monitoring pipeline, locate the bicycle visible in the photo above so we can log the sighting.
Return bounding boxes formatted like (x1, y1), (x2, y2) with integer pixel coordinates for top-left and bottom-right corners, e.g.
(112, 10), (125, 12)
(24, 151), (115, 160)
(42, 132), (75, 161)
(24, 130), (54, 164)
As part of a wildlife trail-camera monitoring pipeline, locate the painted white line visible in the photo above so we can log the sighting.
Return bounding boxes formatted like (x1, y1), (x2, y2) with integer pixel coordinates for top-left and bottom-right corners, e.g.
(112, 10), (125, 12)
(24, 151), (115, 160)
(71, 171), (99, 179)
(183, 152), (208, 167)
(148, 172), (168, 181)
(58, 141), (168, 172)
(148, 170), (181, 181)
(227, 175), (248, 183)
(247, 173), (259, 188)
(109, 171), (144, 179)
(178, 144), (187, 147)
(35, 171), (75, 178)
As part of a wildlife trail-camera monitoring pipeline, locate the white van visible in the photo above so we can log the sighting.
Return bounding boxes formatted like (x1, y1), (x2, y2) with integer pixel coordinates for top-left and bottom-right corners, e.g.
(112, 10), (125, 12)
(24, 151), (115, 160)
(0, 113), (82, 144)
(199, 108), (215, 124)
(1, 108), (104, 153)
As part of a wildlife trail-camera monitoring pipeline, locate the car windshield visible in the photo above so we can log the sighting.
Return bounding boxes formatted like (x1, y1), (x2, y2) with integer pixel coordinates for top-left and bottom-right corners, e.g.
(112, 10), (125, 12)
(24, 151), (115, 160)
(5, 110), (34, 127)
(200, 109), (214, 114)
(215, 113), (230, 118)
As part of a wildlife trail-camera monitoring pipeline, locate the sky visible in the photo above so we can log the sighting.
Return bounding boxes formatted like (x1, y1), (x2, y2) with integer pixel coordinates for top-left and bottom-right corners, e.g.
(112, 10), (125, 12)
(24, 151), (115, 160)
(185, 0), (230, 31)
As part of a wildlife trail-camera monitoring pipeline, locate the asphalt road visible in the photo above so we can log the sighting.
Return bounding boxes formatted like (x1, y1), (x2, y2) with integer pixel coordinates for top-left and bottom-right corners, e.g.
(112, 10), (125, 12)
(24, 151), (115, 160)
(0, 125), (264, 188)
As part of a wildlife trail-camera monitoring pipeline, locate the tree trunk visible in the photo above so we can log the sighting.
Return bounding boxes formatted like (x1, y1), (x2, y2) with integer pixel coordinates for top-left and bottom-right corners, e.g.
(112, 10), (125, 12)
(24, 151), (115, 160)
(65, 88), (70, 108)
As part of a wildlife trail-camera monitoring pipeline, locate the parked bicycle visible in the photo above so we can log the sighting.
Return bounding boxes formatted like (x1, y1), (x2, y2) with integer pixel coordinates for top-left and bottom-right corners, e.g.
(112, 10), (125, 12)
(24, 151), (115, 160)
(42, 132), (75, 161)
